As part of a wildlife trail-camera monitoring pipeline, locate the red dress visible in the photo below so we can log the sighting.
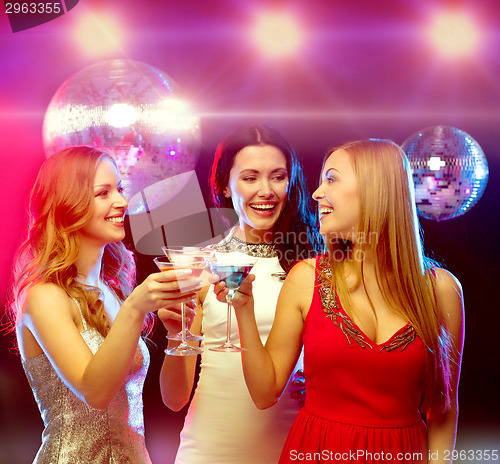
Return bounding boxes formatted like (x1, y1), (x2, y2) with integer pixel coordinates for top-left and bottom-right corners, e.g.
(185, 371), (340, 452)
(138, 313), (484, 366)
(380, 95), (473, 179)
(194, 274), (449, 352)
(279, 256), (428, 463)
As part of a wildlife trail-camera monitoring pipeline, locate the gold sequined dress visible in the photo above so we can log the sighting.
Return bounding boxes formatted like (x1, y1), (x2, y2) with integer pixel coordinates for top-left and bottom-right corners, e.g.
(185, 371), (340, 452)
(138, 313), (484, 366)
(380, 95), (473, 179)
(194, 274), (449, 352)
(22, 307), (152, 464)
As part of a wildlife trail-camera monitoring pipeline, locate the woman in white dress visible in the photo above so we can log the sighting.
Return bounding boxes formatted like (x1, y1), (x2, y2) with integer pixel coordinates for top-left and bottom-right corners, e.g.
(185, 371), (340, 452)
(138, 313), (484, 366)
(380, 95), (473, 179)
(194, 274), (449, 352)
(158, 125), (321, 464)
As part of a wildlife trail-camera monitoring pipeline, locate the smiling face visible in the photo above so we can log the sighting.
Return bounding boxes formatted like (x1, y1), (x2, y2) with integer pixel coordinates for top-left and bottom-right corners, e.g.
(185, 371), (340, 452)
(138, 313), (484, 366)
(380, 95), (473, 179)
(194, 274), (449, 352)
(312, 148), (361, 241)
(78, 157), (128, 249)
(223, 144), (289, 241)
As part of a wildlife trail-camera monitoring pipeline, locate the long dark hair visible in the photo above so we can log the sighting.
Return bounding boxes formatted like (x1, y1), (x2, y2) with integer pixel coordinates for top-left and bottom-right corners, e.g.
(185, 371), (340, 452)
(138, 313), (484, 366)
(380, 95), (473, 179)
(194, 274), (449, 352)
(209, 124), (322, 273)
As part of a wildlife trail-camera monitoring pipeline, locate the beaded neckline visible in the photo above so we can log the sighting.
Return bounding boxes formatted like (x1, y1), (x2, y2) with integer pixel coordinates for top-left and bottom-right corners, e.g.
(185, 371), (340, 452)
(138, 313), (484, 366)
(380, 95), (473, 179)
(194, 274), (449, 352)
(317, 255), (416, 352)
(215, 232), (277, 259)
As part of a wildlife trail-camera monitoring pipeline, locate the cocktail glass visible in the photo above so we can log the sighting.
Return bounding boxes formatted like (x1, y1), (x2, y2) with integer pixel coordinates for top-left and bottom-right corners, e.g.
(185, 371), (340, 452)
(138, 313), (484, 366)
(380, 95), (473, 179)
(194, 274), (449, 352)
(208, 253), (257, 352)
(154, 246), (212, 356)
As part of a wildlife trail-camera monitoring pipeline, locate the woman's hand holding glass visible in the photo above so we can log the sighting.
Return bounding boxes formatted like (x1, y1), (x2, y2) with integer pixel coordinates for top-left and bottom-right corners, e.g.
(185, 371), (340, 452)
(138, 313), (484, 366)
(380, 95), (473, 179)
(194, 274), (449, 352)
(208, 253), (257, 352)
(155, 247), (213, 356)
(154, 257), (205, 341)
(157, 299), (197, 337)
(124, 269), (200, 317)
(212, 274), (255, 309)
(211, 271), (256, 353)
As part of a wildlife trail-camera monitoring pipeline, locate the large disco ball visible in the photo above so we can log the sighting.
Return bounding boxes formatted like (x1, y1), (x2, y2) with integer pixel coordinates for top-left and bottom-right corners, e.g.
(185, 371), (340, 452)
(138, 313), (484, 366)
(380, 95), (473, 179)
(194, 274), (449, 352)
(42, 59), (201, 214)
(402, 125), (489, 221)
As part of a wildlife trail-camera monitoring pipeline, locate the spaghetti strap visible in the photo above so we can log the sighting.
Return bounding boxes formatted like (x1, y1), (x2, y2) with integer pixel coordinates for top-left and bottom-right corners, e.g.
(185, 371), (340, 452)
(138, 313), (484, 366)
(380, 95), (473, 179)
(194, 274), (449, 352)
(71, 297), (88, 331)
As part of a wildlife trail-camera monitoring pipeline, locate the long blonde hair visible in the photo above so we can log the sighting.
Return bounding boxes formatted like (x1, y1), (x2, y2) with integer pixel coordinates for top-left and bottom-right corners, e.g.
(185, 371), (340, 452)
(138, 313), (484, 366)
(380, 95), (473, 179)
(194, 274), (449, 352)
(9, 146), (153, 338)
(323, 139), (452, 415)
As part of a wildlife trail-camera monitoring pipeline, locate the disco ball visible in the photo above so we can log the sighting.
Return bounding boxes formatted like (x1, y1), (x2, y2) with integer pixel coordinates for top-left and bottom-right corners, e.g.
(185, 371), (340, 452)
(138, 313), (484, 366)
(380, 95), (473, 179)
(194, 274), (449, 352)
(42, 59), (201, 214)
(401, 125), (489, 221)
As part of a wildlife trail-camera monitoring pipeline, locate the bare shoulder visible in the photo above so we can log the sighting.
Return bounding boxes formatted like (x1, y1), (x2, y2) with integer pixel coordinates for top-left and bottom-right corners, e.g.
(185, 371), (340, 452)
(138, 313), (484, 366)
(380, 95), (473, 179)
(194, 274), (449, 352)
(285, 258), (316, 287)
(433, 268), (464, 323)
(20, 283), (79, 359)
(25, 282), (74, 316)
(434, 268), (462, 292)
(279, 259), (316, 317)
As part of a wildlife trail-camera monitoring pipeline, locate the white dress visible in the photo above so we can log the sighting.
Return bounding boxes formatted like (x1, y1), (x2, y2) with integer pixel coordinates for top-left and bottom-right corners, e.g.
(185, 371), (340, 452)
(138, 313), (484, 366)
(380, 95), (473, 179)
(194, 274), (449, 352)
(175, 243), (303, 464)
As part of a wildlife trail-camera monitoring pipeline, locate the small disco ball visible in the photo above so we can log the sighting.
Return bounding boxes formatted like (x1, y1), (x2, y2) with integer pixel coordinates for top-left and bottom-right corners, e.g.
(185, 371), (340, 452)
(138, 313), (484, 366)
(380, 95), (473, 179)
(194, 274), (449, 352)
(402, 125), (489, 221)
(42, 59), (201, 214)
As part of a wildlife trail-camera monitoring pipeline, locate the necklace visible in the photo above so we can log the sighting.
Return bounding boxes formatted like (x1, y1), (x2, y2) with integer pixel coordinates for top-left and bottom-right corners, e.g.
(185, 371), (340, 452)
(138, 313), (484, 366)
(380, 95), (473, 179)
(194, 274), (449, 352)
(216, 232), (277, 258)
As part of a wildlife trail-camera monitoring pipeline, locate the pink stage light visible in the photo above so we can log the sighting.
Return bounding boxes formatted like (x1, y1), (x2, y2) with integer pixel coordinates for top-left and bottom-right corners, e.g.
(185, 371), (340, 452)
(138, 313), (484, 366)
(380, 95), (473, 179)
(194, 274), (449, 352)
(251, 11), (304, 58)
(427, 12), (480, 58)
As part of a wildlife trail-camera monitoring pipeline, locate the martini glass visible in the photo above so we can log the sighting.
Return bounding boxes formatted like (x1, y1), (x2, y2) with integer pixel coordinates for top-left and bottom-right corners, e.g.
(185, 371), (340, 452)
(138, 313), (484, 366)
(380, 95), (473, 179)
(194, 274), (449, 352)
(162, 246), (214, 343)
(154, 246), (212, 356)
(208, 253), (257, 352)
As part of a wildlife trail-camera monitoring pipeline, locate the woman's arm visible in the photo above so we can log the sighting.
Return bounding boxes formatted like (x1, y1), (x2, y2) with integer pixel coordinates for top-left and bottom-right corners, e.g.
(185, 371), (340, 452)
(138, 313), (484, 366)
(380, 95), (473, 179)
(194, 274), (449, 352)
(427, 268), (465, 464)
(20, 270), (199, 410)
(215, 259), (315, 409)
(158, 288), (206, 411)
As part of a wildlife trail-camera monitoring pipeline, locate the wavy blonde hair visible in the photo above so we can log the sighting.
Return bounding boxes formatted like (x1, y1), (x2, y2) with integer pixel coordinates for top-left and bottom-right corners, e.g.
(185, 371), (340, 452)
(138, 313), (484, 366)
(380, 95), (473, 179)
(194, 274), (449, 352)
(9, 146), (153, 338)
(322, 139), (452, 415)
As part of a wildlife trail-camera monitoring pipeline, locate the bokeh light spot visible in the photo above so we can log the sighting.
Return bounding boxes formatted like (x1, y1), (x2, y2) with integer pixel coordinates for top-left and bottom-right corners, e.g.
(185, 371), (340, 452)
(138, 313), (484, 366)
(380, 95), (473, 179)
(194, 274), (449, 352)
(252, 12), (304, 57)
(427, 156), (446, 171)
(428, 12), (480, 57)
(105, 103), (137, 128)
(73, 12), (124, 56)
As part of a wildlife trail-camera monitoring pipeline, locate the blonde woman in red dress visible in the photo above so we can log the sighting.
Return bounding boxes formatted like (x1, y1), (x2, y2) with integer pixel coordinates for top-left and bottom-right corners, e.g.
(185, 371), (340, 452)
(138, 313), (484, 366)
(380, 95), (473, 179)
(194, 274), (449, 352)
(215, 139), (464, 464)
